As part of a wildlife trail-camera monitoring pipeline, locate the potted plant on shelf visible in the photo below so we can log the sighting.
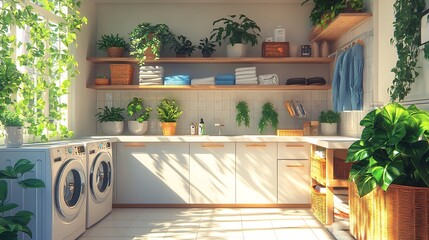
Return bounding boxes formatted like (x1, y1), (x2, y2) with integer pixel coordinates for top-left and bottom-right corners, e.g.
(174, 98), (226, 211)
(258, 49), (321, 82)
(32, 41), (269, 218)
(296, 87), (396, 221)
(96, 34), (130, 57)
(171, 35), (196, 57)
(157, 98), (183, 136)
(198, 37), (216, 57)
(0, 110), (24, 148)
(236, 101), (250, 127)
(210, 14), (261, 57)
(95, 74), (109, 85)
(95, 106), (125, 135)
(346, 103), (429, 240)
(258, 102), (279, 134)
(127, 97), (152, 135)
(319, 110), (340, 135)
(129, 23), (175, 63)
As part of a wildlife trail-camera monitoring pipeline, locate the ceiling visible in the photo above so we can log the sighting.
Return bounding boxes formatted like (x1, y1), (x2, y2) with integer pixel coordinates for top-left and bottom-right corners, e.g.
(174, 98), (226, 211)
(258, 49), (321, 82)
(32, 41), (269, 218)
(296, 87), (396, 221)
(91, 0), (303, 3)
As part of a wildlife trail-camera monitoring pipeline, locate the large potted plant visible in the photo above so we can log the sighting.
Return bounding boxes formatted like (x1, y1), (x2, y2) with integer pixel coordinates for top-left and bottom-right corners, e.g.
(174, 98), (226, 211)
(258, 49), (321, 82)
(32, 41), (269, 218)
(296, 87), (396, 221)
(346, 103), (429, 240)
(319, 110), (340, 135)
(0, 110), (24, 148)
(171, 35), (196, 57)
(96, 34), (130, 57)
(127, 97), (152, 135)
(157, 98), (183, 136)
(210, 14), (261, 57)
(129, 23), (174, 63)
(95, 106), (125, 135)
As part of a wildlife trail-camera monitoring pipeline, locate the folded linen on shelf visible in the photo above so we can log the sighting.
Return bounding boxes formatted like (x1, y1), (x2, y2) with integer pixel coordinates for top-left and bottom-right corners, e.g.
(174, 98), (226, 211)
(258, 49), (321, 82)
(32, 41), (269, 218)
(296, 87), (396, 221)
(164, 75), (191, 85)
(140, 66), (163, 70)
(235, 66), (256, 72)
(215, 74), (235, 81)
(236, 74), (257, 80)
(235, 70), (256, 76)
(258, 74), (279, 85)
(191, 76), (215, 85)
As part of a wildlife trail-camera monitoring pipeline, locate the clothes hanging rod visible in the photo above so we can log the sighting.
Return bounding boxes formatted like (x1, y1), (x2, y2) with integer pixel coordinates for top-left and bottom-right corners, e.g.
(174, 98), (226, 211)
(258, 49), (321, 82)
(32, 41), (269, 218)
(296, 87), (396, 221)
(328, 29), (374, 58)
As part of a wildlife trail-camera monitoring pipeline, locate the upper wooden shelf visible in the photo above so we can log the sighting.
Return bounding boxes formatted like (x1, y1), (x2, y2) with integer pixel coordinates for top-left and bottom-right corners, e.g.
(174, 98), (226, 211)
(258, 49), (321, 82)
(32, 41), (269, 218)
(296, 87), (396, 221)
(309, 13), (372, 42)
(86, 57), (334, 64)
(87, 84), (331, 91)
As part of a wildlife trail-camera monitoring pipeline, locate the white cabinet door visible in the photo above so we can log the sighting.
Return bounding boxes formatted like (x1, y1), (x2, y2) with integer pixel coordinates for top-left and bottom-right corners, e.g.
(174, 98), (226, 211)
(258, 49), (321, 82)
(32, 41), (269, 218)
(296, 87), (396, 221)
(277, 142), (309, 159)
(190, 142), (235, 204)
(115, 142), (190, 204)
(278, 160), (310, 204)
(236, 142), (277, 204)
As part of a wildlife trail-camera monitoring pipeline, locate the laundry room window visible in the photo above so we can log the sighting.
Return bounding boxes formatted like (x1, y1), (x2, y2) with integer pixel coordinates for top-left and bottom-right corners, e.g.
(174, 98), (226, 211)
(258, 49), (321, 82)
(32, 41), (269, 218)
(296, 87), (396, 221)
(0, 1), (85, 143)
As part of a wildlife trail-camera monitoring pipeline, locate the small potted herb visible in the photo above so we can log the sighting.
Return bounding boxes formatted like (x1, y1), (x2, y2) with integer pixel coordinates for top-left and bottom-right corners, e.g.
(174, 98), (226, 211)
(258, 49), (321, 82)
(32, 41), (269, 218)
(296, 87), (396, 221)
(127, 97), (152, 135)
(198, 37), (216, 57)
(171, 35), (196, 57)
(0, 110), (24, 148)
(258, 102), (279, 134)
(95, 106), (125, 135)
(236, 101), (250, 127)
(157, 98), (183, 136)
(96, 34), (130, 57)
(319, 110), (340, 135)
(95, 74), (109, 85)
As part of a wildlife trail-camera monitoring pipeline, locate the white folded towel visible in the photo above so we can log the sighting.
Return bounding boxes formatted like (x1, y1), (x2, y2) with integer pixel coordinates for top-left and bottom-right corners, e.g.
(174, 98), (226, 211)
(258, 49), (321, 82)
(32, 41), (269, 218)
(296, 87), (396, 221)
(140, 66), (163, 70)
(235, 70), (256, 75)
(236, 74), (257, 79)
(235, 66), (256, 72)
(236, 80), (258, 85)
(236, 77), (258, 82)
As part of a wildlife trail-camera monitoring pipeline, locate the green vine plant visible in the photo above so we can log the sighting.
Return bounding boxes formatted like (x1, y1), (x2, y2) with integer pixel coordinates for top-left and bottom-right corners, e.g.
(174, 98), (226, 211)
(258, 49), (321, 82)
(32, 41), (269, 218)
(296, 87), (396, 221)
(389, 0), (426, 102)
(258, 102), (279, 134)
(0, 0), (87, 142)
(235, 101), (250, 127)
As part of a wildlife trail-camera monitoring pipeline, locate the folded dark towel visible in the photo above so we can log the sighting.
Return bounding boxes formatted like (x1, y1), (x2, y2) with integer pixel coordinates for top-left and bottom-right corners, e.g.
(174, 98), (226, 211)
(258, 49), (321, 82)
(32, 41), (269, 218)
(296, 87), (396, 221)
(215, 74), (235, 81)
(306, 77), (326, 85)
(286, 77), (306, 85)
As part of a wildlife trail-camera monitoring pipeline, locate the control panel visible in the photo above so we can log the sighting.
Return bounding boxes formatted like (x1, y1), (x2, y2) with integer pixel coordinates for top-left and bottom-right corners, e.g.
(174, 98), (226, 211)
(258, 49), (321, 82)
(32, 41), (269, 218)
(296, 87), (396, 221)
(51, 144), (86, 163)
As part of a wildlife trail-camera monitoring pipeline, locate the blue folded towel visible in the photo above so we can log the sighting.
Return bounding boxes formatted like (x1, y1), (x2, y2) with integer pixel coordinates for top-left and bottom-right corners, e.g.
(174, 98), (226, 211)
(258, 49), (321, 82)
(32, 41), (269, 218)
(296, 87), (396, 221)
(215, 74), (235, 81)
(164, 75), (191, 85)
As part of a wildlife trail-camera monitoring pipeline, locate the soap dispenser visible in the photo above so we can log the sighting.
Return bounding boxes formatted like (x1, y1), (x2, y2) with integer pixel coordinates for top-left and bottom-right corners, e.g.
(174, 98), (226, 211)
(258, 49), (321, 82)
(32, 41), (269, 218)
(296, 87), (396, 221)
(198, 118), (205, 135)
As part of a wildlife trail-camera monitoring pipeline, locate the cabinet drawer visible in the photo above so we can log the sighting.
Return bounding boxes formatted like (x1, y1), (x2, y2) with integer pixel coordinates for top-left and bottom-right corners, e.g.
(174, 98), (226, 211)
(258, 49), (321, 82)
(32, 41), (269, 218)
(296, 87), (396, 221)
(277, 142), (309, 159)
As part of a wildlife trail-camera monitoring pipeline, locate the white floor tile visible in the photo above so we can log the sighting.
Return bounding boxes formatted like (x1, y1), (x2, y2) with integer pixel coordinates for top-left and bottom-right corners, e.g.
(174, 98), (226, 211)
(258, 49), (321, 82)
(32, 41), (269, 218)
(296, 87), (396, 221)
(242, 229), (277, 240)
(83, 227), (128, 237)
(271, 218), (308, 228)
(242, 220), (273, 230)
(131, 220), (172, 228)
(123, 227), (168, 238)
(275, 228), (319, 240)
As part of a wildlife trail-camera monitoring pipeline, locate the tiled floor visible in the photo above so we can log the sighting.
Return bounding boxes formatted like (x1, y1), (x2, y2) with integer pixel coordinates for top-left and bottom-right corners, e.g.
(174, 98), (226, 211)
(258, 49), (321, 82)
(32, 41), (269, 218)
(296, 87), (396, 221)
(77, 208), (335, 240)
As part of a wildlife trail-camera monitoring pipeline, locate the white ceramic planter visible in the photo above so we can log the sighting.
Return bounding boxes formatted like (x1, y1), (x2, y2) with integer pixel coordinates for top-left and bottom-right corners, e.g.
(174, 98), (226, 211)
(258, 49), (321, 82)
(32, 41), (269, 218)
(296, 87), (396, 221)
(226, 43), (246, 57)
(128, 121), (148, 135)
(102, 121), (124, 135)
(320, 123), (338, 136)
(5, 126), (23, 148)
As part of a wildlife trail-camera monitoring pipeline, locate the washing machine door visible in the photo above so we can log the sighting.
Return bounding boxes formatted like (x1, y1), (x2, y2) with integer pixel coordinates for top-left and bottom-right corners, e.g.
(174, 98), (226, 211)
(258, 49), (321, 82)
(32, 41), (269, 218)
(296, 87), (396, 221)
(55, 158), (86, 222)
(90, 151), (113, 202)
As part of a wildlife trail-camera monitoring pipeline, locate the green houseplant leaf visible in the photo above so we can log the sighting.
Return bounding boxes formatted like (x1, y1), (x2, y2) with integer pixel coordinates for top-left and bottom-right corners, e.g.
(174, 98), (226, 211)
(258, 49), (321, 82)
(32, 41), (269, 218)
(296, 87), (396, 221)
(156, 99), (183, 123)
(258, 102), (279, 134)
(127, 97), (152, 123)
(210, 14), (261, 47)
(235, 101), (250, 127)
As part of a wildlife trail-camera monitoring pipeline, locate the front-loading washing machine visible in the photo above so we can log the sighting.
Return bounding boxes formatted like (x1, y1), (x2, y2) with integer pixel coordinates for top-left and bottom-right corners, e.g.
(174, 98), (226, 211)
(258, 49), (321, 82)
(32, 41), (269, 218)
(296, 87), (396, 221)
(84, 139), (114, 228)
(0, 142), (87, 240)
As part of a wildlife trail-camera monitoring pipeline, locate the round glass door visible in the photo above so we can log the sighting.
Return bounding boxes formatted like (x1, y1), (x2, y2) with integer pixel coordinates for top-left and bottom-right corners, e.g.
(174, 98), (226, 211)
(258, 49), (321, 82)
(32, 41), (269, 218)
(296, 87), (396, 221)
(90, 152), (112, 202)
(55, 158), (86, 222)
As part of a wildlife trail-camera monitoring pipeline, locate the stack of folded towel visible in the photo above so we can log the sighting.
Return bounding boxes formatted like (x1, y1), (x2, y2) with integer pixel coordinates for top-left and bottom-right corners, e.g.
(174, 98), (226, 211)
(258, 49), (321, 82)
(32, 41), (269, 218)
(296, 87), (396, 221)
(215, 74), (235, 85)
(235, 66), (258, 85)
(139, 66), (164, 85)
(191, 76), (215, 85)
(164, 75), (191, 85)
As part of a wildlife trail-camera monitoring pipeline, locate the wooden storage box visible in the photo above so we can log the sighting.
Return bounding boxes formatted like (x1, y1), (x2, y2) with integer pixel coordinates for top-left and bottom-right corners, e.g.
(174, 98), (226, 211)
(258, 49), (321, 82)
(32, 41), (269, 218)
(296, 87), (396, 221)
(262, 42), (289, 57)
(110, 64), (134, 85)
(311, 185), (327, 224)
(277, 129), (304, 136)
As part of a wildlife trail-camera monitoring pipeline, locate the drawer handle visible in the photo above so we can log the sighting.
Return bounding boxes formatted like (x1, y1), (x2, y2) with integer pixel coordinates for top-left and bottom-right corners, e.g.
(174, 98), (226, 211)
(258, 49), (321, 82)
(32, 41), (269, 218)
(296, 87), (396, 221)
(285, 144), (305, 148)
(201, 144), (224, 148)
(123, 143), (146, 147)
(245, 144), (267, 148)
(286, 164), (305, 168)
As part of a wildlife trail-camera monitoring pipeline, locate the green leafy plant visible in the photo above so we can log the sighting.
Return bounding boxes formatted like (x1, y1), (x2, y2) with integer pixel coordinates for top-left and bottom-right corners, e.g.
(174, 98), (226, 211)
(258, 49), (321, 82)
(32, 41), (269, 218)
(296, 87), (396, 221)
(198, 37), (216, 57)
(129, 23), (175, 63)
(0, 110), (23, 127)
(319, 110), (341, 123)
(0, 60), (25, 115)
(96, 34), (130, 51)
(0, 159), (45, 239)
(301, 0), (345, 27)
(210, 14), (262, 46)
(95, 106), (125, 123)
(127, 97), (152, 123)
(235, 101), (250, 127)
(171, 35), (196, 57)
(389, 0), (426, 101)
(157, 99), (183, 123)
(346, 0), (364, 11)
(346, 103), (429, 197)
(258, 102), (279, 134)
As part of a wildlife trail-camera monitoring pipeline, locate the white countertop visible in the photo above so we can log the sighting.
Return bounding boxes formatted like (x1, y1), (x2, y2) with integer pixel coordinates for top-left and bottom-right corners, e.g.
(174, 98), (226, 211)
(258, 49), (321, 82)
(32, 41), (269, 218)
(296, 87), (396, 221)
(88, 135), (358, 149)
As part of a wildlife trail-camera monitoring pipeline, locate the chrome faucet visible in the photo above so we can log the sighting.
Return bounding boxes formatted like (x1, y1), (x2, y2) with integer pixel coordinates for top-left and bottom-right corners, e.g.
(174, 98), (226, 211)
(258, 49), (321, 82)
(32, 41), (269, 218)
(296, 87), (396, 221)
(214, 122), (224, 135)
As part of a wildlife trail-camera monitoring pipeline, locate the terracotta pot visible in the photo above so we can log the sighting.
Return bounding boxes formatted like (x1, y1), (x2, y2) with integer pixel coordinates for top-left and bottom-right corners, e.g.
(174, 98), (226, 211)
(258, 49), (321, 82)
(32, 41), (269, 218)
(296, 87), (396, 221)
(95, 78), (109, 85)
(161, 122), (177, 136)
(107, 47), (125, 57)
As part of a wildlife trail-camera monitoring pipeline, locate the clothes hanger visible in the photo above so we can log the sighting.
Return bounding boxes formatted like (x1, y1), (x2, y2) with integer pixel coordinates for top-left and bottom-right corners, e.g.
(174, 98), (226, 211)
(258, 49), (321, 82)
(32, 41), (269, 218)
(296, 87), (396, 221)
(356, 39), (365, 46)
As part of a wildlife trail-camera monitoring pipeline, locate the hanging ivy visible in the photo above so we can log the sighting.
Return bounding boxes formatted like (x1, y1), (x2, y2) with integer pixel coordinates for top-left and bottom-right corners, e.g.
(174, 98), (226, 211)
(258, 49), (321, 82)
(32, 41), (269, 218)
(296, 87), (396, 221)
(389, 0), (426, 102)
(0, 0), (87, 141)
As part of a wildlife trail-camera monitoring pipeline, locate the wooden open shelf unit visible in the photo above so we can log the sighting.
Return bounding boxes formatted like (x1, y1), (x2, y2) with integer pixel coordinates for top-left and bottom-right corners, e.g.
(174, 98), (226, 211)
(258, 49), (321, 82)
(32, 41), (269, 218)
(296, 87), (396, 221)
(309, 13), (372, 42)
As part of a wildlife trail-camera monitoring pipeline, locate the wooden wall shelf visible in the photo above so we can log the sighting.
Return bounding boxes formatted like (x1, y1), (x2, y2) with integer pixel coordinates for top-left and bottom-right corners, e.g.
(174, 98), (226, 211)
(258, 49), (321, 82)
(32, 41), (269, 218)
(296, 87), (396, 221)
(87, 57), (334, 64)
(309, 13), (372, 42)
(87, 84), (331, 91)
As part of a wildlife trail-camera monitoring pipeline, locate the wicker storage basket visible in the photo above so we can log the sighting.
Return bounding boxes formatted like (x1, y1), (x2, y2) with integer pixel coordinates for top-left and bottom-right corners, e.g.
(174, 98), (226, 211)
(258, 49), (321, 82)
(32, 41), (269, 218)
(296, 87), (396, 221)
(110, 64), (134, 85)
(311, 157), (326, 182)
(277, 129), (304, 136)
(262, 42), (289, 57)
(311, 185), (326, 224)
(349, 182), (429, 240)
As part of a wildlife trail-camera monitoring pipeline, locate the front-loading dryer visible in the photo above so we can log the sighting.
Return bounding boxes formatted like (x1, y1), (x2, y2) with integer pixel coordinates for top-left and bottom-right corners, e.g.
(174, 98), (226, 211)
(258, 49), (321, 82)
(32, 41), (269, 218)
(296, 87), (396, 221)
(85, 140), (113, 228)
(0, 142), (87, 240)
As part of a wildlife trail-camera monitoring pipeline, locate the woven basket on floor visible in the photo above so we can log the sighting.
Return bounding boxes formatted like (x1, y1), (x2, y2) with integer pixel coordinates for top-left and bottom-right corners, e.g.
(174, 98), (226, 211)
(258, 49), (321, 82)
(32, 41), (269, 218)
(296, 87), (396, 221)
(110, 64), (134, 85)
(311, 185), (326, 224)
(349, 182), (429, 240)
